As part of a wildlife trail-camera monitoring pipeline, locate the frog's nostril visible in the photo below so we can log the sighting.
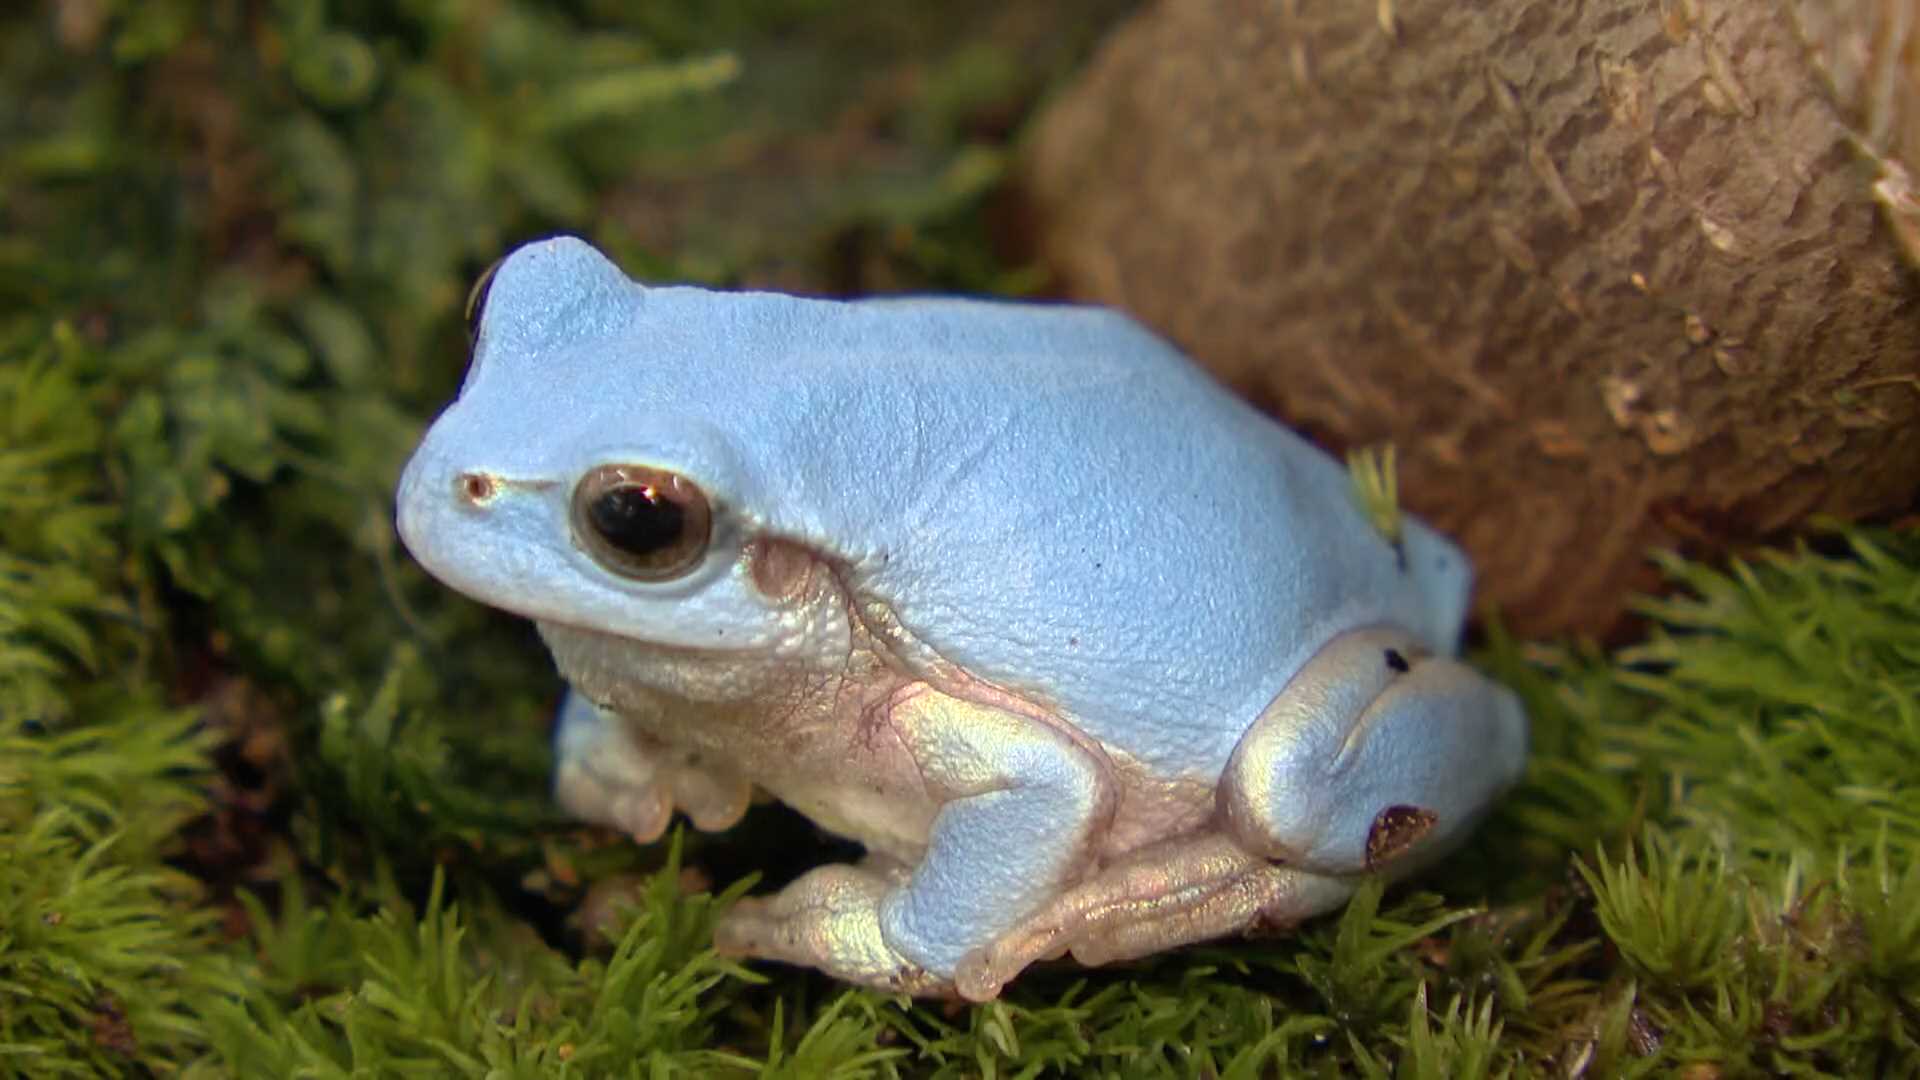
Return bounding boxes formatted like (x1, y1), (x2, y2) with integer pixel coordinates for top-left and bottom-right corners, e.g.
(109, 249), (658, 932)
(458, 471), (499, 505)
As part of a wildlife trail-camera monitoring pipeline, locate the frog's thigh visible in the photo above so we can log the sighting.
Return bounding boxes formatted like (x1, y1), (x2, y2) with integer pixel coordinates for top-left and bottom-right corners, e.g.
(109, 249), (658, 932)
(716, 684), (1114, 998)
(876, 685), (1115, 987)
(551, 690), (751, 841)
(1219, 627), (1528, 877)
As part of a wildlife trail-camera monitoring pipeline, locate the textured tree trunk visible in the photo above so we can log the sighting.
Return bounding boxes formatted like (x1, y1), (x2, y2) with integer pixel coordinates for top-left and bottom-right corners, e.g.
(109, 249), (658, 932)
(1021, 0), (1920, 635)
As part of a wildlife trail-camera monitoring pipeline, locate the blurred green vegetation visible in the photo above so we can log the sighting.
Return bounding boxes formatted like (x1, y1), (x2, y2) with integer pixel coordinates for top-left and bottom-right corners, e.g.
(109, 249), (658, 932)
(2, 1), (1917, 1075)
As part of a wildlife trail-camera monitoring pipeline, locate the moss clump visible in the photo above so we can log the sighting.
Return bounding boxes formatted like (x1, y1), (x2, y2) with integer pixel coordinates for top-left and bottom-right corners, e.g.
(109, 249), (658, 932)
(2, 2), (1916, 1076)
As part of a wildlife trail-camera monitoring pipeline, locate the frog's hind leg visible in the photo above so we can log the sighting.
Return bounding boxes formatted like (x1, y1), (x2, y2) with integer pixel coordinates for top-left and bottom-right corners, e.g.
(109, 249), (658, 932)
(552, 690), (752, 841)
(1218, 627), (1527, 878)
(958, 630), (1528, 985)
(957, 832), (1354, 990)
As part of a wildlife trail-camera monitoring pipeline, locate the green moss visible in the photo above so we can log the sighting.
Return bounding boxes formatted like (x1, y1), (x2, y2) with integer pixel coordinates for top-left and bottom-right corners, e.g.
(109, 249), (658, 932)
(0, 707), (235, 1076)
(192, 835), (766, 1077)
(2, 1), (1917, 1075)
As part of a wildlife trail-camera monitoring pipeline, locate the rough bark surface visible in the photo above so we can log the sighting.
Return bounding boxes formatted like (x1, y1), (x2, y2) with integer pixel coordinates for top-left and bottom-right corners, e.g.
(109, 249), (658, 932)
(1793, 0), (1920, 261)
(1021, 0), (1920, 635)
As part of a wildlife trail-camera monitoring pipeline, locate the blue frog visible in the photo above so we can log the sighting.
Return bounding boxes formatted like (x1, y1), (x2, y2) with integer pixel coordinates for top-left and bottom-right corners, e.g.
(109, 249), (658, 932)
(396, 236), (1527, 999)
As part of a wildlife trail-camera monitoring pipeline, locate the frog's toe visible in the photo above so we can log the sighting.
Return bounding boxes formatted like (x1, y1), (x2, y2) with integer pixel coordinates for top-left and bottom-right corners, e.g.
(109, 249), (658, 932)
(716, 864), (954, 997)
(553, 753), (672, 842)
(669, 765), (753, 832)
(953, 910), (1090, 1000)
(609, 786), (674, 844)
(552, 690), (677, 841)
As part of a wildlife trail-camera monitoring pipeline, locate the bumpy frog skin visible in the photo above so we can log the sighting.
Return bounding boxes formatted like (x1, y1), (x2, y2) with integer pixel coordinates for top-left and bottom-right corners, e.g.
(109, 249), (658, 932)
(396, 236), (1528, 1000)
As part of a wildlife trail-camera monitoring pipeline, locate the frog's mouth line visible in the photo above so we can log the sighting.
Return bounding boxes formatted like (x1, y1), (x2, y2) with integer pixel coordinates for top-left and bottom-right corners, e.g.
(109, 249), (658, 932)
(527, 566), (930, 694)
(533, 616), (763, 661)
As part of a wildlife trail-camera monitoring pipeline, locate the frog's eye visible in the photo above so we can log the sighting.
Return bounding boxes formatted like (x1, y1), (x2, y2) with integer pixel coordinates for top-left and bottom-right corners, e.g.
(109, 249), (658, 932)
(464, 257), (505, 342)
(571, 465), (712, 581)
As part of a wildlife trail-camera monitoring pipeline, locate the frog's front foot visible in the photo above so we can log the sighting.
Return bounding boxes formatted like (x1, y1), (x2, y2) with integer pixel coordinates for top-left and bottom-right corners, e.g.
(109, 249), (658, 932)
(714, 863), (954, 996)
(552, 691), (752, 842)
(1219, 626), (1527, 877)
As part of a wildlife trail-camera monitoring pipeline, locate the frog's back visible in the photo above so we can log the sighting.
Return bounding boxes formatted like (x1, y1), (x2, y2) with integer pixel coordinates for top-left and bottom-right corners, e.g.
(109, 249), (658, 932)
(635, 287), (1472, 776)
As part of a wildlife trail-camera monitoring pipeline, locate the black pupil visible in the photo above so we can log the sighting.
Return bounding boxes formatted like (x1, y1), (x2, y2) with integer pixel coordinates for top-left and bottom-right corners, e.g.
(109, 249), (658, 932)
(589, 485), (684, 557)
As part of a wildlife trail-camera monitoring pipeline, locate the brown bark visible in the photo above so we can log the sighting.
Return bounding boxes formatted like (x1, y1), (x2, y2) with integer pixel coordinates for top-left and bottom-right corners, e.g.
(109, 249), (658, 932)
(1794, 0), (1920, 262)
(1020, 0), (1920, 636)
